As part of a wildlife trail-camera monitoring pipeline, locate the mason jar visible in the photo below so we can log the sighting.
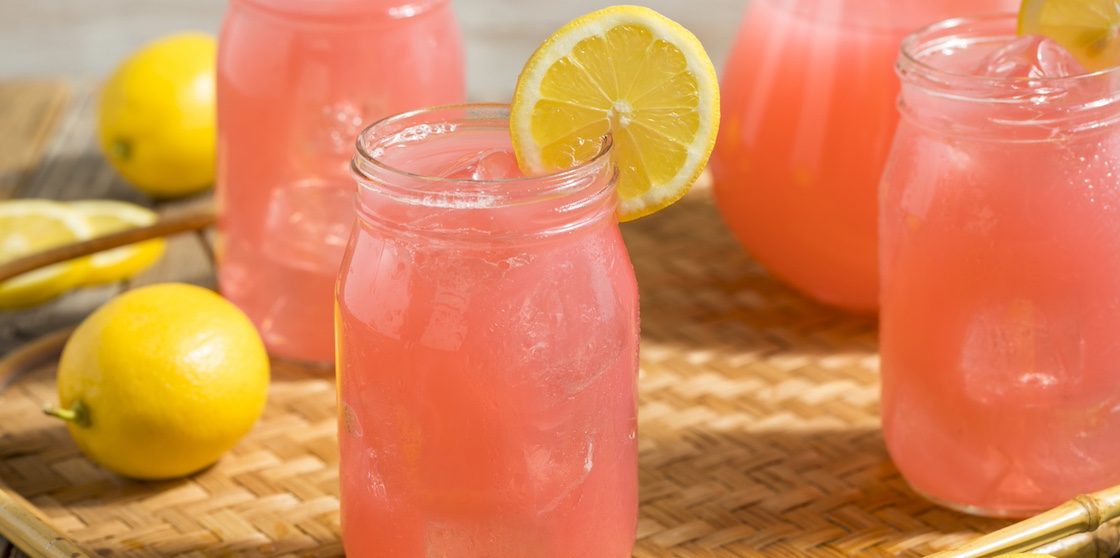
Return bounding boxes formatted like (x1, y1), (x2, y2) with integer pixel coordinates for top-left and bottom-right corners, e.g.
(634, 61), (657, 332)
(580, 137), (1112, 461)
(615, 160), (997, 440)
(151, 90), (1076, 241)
(879, 14), (1120, 517)
(216, 0), (464, 365)
(336, 104), (640, 556)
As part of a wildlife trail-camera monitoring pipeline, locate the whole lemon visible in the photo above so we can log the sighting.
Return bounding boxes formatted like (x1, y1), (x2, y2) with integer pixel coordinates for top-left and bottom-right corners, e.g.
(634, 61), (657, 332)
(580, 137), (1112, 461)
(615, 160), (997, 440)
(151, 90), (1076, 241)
(97, 33), (216, 198)
(51, 283), (270, 480)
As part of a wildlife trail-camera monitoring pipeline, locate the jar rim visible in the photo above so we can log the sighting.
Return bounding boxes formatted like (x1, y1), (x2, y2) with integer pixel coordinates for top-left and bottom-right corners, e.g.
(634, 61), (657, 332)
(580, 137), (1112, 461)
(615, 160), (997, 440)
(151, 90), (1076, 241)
(231, 0), (447, 20)
(351, 103), (615, 208)
(898, 13), (1120, 85)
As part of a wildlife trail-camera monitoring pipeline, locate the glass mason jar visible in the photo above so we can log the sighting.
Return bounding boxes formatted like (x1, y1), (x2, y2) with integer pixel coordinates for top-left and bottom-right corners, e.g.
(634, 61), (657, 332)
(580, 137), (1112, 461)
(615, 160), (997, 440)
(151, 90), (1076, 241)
(216, 0), (464, 366)
(336, 104), (640, 556)
(880, 14), (1120, 517)
(709, 0), (1017, 312)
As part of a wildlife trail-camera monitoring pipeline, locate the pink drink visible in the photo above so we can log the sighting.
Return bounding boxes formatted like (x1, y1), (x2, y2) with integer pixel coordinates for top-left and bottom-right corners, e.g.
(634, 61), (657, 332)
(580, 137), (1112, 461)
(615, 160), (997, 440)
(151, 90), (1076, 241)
(216, 0), (464, 365)
(880, 15), (1120, 516)
(711, 0), (1016, 312)
(336, 105), (639, 556)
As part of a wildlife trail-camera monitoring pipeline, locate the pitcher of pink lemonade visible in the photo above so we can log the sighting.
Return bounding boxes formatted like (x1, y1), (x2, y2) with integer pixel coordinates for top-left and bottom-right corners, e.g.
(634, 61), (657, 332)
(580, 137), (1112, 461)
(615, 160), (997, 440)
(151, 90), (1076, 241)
(709, 0), (1017, 312)
(216, 0), (464, 366)
(880, 14), (1120, 517)
(337, 104), (639, 557)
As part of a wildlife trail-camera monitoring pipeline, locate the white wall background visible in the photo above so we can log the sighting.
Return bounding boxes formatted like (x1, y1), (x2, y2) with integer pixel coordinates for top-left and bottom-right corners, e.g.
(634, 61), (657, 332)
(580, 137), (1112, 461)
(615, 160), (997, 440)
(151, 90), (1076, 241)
(0, 0), (749, 101)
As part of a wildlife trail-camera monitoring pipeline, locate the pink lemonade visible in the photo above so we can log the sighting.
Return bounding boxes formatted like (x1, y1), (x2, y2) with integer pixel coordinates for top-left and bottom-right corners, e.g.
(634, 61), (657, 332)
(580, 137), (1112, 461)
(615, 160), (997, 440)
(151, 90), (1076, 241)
(336, 105), (639, 556)
(880, 15), (1120, 516)
(216, 0), (464, 365)
(711, 0), (1016, 312)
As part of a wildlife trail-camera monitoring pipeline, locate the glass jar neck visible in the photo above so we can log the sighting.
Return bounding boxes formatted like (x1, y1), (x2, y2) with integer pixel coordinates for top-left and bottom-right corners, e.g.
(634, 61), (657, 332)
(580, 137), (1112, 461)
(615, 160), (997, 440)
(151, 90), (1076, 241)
(764, 0), (1018, 33)
(231, 0), (449, 21)
(896, 14), (1120, 139)
(351, 104), (619, 243)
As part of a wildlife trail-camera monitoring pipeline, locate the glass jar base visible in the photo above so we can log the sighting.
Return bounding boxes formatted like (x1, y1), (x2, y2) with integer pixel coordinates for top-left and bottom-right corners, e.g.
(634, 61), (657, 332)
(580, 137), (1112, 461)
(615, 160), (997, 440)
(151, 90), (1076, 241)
(909, 485), (1046, 519)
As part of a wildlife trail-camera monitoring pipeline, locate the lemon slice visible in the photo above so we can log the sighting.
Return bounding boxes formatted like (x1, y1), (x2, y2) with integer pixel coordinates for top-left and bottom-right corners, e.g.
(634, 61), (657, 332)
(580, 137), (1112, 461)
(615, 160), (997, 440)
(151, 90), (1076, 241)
(0, 200), (93, 309)
(1018, 0), (1120, 71)
(510, 5), (720, 222)
(69, 200), (166, 286)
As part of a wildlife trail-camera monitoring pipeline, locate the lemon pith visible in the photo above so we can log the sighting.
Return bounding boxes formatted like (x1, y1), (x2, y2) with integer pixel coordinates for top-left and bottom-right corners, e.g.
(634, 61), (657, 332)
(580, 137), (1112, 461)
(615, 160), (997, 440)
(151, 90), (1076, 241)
(510, 5), (720, 222)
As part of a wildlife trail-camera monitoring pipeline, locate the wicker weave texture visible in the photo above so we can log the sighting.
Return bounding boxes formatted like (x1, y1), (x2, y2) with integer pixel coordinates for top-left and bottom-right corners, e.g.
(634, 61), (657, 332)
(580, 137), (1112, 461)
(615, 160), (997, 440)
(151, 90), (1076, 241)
(0, 192), (1018, 557)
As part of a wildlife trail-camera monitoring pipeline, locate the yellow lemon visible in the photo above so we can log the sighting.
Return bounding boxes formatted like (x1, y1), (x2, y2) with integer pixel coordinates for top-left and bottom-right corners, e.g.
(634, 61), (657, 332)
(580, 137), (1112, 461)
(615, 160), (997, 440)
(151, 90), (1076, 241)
(69, 199), (166, 286)
(49, 283), (270, 480)
(1019, 0), (1120, 71)
(97, 32), (217, 198)
(0, 199), (92, 310)
(510, 5), (720, 221)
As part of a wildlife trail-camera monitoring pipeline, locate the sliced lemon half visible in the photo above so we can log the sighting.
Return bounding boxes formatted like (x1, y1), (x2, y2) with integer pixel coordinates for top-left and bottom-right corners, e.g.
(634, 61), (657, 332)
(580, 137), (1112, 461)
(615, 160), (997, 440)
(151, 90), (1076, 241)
(1018, 0), (1120, 71)
(0, 200), (93, 310)
(510, 5), (720, 222)
(69, 200), (166, 286)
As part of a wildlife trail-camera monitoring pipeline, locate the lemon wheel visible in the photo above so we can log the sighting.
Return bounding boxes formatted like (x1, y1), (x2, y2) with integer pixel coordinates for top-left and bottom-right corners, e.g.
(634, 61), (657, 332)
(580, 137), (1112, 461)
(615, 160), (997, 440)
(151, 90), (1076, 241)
(0, 200), (93, 310)
(510, 5), (720, 222)
(69, 200), (166, 286)
(1018, 0), (1120, 71)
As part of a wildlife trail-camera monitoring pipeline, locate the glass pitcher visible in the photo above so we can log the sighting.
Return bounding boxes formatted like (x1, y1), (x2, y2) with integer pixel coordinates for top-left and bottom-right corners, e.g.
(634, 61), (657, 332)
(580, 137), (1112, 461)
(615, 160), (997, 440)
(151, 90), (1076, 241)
(709, 0), (1017, 312)
(216, 0), (464, 365)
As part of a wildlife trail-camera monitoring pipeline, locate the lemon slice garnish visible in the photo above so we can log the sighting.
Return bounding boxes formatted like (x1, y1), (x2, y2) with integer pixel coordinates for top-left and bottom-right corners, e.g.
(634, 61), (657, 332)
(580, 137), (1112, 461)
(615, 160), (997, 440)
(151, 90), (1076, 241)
(510, 5), (720, 222)
(1018, 0), (1120, 71)
(69, 200), (166, 286)
(0, 200), (93, 309)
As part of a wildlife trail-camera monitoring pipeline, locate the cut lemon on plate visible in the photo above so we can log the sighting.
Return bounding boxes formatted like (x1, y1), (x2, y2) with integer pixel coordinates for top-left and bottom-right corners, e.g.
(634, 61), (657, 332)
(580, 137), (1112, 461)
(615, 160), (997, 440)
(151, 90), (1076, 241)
(0, 200), (93, 310)
(510, 5), (720, 222)
(1018, 0), (1120, 71)
(69, 200), (165, 286)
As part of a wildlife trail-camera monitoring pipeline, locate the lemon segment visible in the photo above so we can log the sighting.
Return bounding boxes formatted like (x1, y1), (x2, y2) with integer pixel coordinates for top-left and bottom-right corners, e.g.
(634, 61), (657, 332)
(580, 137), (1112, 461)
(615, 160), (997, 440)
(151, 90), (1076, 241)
(1018, 0), (1120, 71)
(510, 5), (720, 222)
(0, 200), (93, 310)
(69, 200), (166, 286)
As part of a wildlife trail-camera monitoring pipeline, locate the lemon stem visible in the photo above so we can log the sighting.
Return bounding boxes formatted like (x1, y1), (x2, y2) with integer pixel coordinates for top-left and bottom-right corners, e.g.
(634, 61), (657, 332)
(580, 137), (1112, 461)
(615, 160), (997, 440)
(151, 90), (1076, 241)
(112, 140), (132, 161)
(43, 401), (90, 428)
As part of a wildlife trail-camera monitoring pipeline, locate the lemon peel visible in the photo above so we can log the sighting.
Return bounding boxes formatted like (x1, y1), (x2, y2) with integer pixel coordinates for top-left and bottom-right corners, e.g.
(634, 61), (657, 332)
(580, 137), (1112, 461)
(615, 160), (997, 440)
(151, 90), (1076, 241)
(98, 32), (217, 198)
(50, 283), (270, 480)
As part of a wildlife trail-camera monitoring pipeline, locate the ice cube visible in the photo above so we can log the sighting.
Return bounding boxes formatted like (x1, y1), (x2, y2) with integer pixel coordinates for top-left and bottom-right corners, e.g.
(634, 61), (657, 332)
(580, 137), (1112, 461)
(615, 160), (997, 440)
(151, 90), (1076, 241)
(525, 435), (594, 513)
(424, 519), (540, 557)
(975, 35), (1088, 79)
(262, 177), (355, 273)
(438, 148), (525, 181)
(419, 288), (469, 351)
(959, 298), (1081, 406)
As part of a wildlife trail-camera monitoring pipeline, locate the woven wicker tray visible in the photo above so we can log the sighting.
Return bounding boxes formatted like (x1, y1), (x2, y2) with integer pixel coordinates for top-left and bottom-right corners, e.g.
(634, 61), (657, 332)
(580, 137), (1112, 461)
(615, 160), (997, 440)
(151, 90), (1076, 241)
(1, 189), (1118, 558)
